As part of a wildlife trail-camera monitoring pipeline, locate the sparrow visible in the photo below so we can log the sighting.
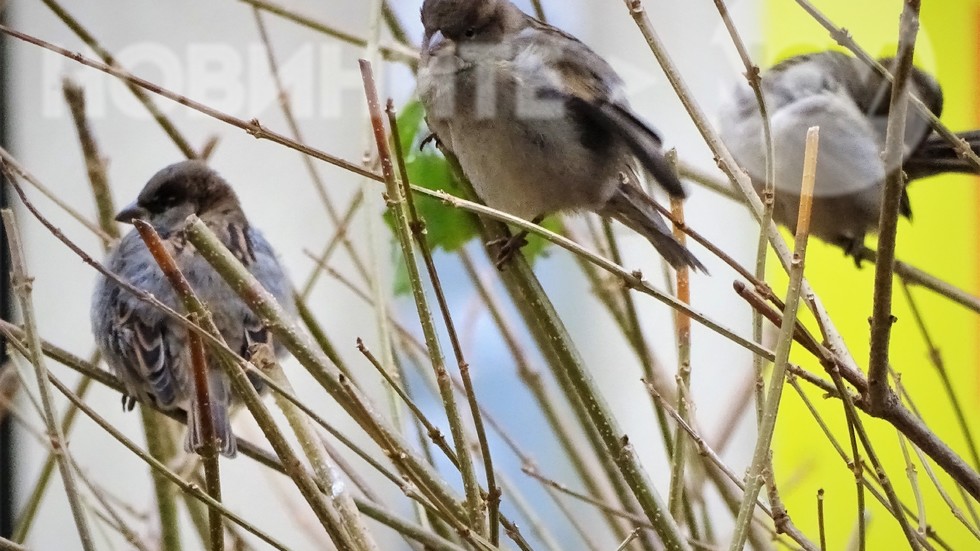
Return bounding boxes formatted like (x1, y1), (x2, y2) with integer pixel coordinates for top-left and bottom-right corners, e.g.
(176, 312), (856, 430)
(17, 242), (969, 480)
(719, 50), (980, 257)
(91, 160), (293, 457)
(417, 0), (704, 271)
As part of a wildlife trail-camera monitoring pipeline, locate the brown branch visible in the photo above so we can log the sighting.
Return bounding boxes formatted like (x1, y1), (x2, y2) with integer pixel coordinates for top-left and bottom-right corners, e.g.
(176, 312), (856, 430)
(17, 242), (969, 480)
(737, 277), (980, 503)
(867, 0), (921, 413)
(359, 60), (488, 539)
(731, 126), (820, 550)
(61, 79), (117, 242)
(238, 0), (419, 67)
(132, 221), (224, 551)
(0, 24), (380, 182)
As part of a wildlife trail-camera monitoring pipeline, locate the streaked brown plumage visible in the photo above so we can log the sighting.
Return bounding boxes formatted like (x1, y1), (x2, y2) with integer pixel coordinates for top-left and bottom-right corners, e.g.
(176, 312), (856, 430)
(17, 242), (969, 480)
(92, 160), (293, 457)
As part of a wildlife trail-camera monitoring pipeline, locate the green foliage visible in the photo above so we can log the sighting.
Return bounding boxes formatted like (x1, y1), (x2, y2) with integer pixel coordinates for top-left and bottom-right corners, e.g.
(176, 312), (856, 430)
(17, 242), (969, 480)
(388, 99), (477, 252)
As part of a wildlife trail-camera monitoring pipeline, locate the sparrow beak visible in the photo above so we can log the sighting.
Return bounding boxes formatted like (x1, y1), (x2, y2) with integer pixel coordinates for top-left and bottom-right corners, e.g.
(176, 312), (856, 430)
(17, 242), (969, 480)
(114, 202), (149, 224)
(422, 30), (446, 56)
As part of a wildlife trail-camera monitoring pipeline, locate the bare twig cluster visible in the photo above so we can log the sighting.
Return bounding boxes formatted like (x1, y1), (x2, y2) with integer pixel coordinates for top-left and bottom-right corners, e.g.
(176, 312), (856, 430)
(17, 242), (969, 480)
(0, 1), (978, 550)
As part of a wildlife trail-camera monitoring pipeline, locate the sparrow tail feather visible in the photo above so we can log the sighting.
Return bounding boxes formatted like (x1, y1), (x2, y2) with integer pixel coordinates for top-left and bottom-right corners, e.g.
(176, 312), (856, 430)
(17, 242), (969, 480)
(600, 181), (706, 272)
(186, 369), (236, 458)
(905, 129), (980, 180)
(561, 95), (687, 198)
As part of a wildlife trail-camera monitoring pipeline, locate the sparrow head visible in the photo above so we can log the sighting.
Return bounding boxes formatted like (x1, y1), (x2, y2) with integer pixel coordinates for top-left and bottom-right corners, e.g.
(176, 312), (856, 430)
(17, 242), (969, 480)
(115, 160), (244, 232)
(421, 0), (518, 55)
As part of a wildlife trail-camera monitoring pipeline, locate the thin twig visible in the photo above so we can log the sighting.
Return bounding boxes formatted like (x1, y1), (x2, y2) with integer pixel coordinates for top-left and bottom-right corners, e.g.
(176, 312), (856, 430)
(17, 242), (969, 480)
(359, 60), (487, 538)
(254, 347), (379, 551)
(64, 89), (189, 550)
(2, 209), (96, 550)
(298, 191), (366, 300)
(827, 366), (924, 549)
(129, 222), (355, 547)
(4, 360), (151, 551)
(793, 0), (980, 171)
(238, 0), (419, 66)
(900, 281), (980, 471)
(458, 249), (634, 540)
(9, 372), (94, 544)
(710, 0), (776, 432)
(443, 178), (691, 549)
(182, 216), (482, 536)
(615, 529), (642, 551)
(909, 438), (980, 539)
(356, 339), (457, 469)
(387, 99), (500, 544)
(381, 1), (411, 46)
(817, 489), (827, 551)
(251, 9), (372, 283)
(843, 383), (867, 551)
(0, 146), (110, 242)
(730, 127), (819, 551)
(0, 25), (379, 181)
(897, 422), (928, 538)
(0, 25), (770, 364)
(44, 371), (291, 550)
(619, 6), (980, 493)
(132, 221), (224, 551)
(39, 0), (197, 157)
(667, 197), (694, 520)
(0, 537), (27, 551)
(494, 475), (565, 551)
(645, 382), (819, 551)
(62, 79), (117, 243)
(856, 246), (980, 314)
(677, 157), (980, 313)
(867, 0), (921, 413)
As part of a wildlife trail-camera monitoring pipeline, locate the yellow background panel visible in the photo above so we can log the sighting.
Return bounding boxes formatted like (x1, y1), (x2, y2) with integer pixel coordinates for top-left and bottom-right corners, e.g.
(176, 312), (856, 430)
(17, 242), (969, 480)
(762, 0), (980, 548)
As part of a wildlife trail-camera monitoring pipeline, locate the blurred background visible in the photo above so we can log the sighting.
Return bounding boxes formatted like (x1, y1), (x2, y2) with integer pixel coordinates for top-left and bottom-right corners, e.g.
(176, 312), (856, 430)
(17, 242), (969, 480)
(0, 0), (977, 549)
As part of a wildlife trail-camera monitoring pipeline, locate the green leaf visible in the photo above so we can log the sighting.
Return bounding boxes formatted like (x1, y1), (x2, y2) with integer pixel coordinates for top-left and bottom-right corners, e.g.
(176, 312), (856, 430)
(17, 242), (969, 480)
(387, 100), (478, 253)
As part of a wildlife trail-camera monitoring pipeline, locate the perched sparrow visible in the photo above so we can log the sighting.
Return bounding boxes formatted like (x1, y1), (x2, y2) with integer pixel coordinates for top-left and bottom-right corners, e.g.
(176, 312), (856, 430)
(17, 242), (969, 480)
(719, 50), (980, 256)
(91, 160), (293, 457)
(417, 0), (704, 271)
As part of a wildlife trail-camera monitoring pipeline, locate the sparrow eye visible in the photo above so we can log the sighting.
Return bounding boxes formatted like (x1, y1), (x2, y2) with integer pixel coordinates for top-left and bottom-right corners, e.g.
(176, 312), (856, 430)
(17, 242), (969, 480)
(463, 27), (476, 39)
(148, 194), (179, 212)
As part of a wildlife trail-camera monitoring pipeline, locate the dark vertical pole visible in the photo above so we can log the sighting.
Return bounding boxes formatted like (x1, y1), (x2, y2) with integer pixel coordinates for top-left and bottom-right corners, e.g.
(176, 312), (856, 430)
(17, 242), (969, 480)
(0, 3), (14, 539)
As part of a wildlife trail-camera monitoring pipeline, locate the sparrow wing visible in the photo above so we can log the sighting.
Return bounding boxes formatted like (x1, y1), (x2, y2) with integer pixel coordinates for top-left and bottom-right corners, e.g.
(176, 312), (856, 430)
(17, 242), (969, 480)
(564, 94), (687, 198)
(524, 21), (686, 198)
(115, 296), (238, 458)
(851, 56), (943, 157)
(111, 301), (183, 409)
